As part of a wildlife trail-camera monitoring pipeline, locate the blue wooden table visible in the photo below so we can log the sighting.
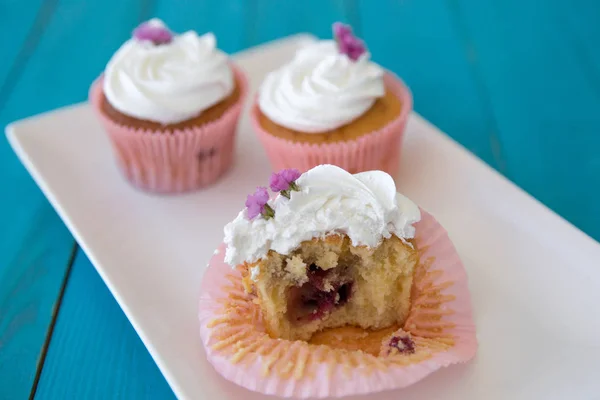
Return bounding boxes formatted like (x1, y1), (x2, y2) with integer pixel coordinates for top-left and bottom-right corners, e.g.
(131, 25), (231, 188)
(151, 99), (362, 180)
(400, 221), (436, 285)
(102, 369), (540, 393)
(1, 1), (598, 398)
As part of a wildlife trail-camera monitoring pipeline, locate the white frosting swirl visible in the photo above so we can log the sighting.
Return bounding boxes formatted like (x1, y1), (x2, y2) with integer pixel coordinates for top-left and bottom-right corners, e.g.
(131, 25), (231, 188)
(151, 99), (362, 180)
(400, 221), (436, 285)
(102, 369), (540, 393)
(258, 41), (385, 133)
(103, 19), (234, 125)
(224, 165), (421, 267)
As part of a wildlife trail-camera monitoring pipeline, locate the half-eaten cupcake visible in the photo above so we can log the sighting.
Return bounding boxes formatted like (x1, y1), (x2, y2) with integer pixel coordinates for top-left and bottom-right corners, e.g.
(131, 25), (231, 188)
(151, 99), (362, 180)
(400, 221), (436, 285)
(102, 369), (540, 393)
(224, 164), (420, 341)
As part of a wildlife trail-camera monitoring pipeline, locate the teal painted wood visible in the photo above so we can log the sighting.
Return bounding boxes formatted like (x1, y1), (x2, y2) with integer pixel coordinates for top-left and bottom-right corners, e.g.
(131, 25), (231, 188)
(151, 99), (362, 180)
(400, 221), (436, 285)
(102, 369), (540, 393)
(1, 0), (149, 120)
(1, 0), (598, 399)
(449, 0), (600, 240)
(0, 0), (45, 90)
(150, 0), (247, 53)
(0, 0), (153, 397)
(359, 0), (500, 170)
(0, 1), (76, 398)
(34, 250), (175, 400)
(245, 0), (351, 45)
(0, 218), (73, 400)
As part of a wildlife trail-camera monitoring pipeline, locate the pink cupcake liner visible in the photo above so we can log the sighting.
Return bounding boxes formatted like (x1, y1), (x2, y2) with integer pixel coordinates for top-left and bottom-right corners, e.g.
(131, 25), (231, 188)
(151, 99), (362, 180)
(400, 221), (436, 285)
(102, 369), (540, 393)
(198, 210), (478, 398)
(89, 65), (248, 194)
(251, 72), (412, 175)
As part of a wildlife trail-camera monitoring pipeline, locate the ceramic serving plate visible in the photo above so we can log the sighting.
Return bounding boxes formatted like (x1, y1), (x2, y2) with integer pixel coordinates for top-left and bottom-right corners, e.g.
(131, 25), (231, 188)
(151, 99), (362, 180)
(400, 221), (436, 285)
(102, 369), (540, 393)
(7, 35), (600, 400)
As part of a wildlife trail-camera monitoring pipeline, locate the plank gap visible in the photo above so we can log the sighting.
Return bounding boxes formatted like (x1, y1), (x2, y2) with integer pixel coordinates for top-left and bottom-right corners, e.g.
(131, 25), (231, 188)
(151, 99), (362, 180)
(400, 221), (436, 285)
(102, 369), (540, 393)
(28, 243), (78, 400)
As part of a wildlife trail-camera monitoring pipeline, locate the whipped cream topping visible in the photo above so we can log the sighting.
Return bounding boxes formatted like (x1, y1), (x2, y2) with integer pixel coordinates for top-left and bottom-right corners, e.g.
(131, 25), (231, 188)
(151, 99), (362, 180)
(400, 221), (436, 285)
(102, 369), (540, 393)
(258, 41), (385, 133)
(224, 165), (421, 267)
(103, 19), (234, 125)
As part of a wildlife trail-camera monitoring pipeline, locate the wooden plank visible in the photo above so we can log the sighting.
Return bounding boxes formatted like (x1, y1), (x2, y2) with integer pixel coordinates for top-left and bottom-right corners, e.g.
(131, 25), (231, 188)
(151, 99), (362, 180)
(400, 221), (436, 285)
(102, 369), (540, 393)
(34, 250), (176, 399)
(242, 0), (349, 46)
(358, 0), (500, 169)
(33, 1), (248, 398)
(150, 0), (247, 53)
(0, 213), (73, 400)
(0, 2), (76, 399)
(451, 0), (600, 239)
(0, 0), (149, 397)
(0, 0), (148, 120)
(0, 0), (45, 89)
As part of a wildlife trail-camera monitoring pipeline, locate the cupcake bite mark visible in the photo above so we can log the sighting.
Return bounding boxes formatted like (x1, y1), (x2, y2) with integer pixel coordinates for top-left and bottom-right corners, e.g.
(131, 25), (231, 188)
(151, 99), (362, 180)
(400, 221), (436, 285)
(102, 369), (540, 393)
(287, 264), (354, 323)
(224, 166), (421, 341)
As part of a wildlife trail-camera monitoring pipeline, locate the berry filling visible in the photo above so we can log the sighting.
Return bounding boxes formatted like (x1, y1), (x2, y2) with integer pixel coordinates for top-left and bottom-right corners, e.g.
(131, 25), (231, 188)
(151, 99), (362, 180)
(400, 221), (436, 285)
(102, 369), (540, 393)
(388, 334), (415, 355)
(197, 147), (216, 162)
(287, 264), (354, 322)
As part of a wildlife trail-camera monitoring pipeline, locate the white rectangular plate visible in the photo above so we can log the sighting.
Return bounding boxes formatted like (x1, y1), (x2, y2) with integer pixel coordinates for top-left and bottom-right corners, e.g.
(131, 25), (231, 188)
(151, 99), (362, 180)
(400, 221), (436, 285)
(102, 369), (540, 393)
(7, 35), (600, 400)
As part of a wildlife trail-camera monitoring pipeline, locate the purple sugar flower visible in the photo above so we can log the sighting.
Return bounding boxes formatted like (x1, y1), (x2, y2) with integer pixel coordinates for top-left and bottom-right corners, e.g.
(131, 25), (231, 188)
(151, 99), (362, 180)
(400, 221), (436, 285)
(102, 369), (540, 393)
(269, 169), (301, 199)
(333, 22), (366, 61)
(133, 20), (173, 45)
(281, 168), (301, 183)
(245, 187), (274, 220)
(269, 173), (289, 192)
(333, 23), (352, 41)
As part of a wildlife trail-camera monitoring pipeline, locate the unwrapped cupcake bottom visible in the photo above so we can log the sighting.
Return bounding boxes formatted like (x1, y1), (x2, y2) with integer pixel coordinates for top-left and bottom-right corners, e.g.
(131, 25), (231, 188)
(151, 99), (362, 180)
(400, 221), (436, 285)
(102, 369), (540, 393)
(198, 210), (477, 398)
(251, 72), (412, 175)
(89, 65), (248, 194)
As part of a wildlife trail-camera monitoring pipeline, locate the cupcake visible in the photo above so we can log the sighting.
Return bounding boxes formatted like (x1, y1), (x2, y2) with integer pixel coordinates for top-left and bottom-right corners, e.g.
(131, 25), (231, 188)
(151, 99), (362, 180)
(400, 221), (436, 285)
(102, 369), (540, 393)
(199, 165), (477, 398)
(90, 19), (247, 193)
(226, 165), (420, 342)
(251, 23), (412, 175)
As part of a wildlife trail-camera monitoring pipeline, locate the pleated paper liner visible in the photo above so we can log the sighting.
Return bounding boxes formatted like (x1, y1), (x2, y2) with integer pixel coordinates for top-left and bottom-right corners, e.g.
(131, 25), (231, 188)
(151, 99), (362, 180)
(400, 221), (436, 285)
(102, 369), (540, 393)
(250, 72), (412, 175)
(89, 64), (248, 194)
(198, 210), (477, 398)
